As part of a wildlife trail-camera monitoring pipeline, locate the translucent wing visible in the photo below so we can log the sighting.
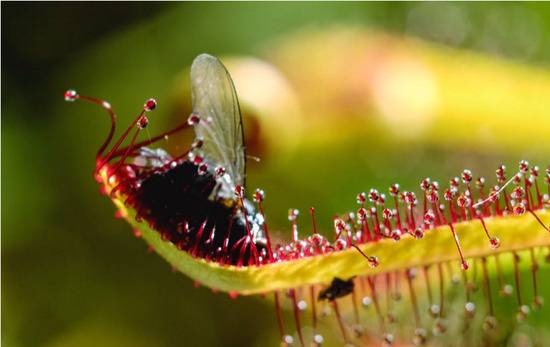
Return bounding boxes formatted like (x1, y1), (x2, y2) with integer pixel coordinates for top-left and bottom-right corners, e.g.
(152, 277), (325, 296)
(190, 54), (246, 187)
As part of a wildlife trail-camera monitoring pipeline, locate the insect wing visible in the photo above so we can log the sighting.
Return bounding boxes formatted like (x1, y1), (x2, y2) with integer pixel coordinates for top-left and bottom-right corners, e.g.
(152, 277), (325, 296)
(190, 54), (246, 187)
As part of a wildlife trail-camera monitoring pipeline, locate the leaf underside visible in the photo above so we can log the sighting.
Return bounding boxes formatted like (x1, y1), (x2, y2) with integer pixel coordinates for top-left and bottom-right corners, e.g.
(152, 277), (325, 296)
(111, 196), (550, 295)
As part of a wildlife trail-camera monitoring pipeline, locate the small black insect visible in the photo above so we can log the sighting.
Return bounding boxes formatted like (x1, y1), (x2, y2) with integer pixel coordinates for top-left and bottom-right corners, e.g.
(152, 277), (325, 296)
(318, 277), (355, 301)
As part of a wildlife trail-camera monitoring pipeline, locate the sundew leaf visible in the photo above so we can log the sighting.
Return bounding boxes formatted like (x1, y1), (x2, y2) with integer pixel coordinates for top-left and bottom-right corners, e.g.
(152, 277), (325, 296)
(111, 195), (549, 296)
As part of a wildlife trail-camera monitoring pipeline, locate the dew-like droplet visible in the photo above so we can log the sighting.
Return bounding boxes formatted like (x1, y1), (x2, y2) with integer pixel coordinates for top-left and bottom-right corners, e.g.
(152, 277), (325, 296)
(357, 192), (366, 204)
(192, 137), (204, 149)
(389, 183), (399, 196)
(446, 176), (456, 187)
(476, 177), (485, 188)
(313, 334), (324, 344)
(464, 302), (476, 317)
(187, 113), (200, 125)
(193, 155), (203, 165)
(501, 284), (513, 297)
(519, 160), (529, 173)
(414, 227), (424, 239)
(461, 169), (473, 184)
(443, 189), (454, 201)
(137, 116), (149, 129)
(461, 260), (469, 271)
(369, 189), (380, 203)
(357, 207), (367, 221)
(368, 256), (380, 268)
(391, 229), (401, 241)
(426, 189), (438, 204)
(197, 163), (208, 175)
(490, 236), (500, 249)
(333, 238), (347, 251)
(423, 210), (435, 225)
(420, 178), (431, 191)
(215, 166), (225, 178)
(254, 189), (265, 202)
(64, 89), (78, 101)
(297, 299), (307, 311)
(513, 202), (526, 215)
(457, 194), (471, 208)
(288, 209), (299, 222)
(234, 185), (244, 199)
(517, 305), (530, 321)
(429, 304), (440, 317)
(143, 98), (157, 111)
(496, 165), (506, 182)
(405, 191), (417, 206)
(531, 166), (539, 177)
(512, 186), (525, 199)
(362, 296), (372, 308)
(282, 334), (294, 346)
(413, 328), (427, 346)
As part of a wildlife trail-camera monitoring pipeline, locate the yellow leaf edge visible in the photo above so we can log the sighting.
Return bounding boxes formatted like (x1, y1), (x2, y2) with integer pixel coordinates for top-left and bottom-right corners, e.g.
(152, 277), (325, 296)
(112, 196), (549, 296)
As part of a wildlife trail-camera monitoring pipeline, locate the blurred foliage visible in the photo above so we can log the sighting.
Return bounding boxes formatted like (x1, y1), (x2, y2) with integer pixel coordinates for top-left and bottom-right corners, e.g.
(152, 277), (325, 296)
(3, 3), (550, 347)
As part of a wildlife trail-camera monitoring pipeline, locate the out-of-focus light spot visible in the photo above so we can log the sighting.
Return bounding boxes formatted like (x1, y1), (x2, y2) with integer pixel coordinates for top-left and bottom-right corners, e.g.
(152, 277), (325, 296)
(226, 58), (296, 112)
(369, 55), (439, 138)
(407, 3), (470, 47)
(224, 57), (302, 153)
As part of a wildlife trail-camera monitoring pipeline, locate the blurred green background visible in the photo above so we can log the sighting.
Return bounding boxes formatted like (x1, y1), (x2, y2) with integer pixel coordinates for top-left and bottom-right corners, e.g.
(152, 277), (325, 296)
(3, 3), (550, 347)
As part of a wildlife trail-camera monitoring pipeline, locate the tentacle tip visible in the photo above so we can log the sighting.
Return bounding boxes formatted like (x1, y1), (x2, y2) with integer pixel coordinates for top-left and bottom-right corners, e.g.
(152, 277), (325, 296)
(489, 236), (500, 249)
(500, 284), (513, 297)
(137, 116), (149, 129)
(429, 304), (441, 317)
(464, 302), (476, 317)
(368, 256), (379, 268)
(64, 89), (78, 102)
(517, 305), (530, 321)
(281, 335), (294, 346)
(413, 328), (427, 345)
(461, 260), (469, 271)
(187, 113), (200, 125)
(144, 98), (157, 112)
(254, 189), (265, 202)
(313, 334), (324, 344)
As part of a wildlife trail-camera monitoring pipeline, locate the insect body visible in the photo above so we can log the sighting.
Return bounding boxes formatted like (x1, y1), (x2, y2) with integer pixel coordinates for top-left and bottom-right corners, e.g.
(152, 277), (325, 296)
(318, 277), (355, 301)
